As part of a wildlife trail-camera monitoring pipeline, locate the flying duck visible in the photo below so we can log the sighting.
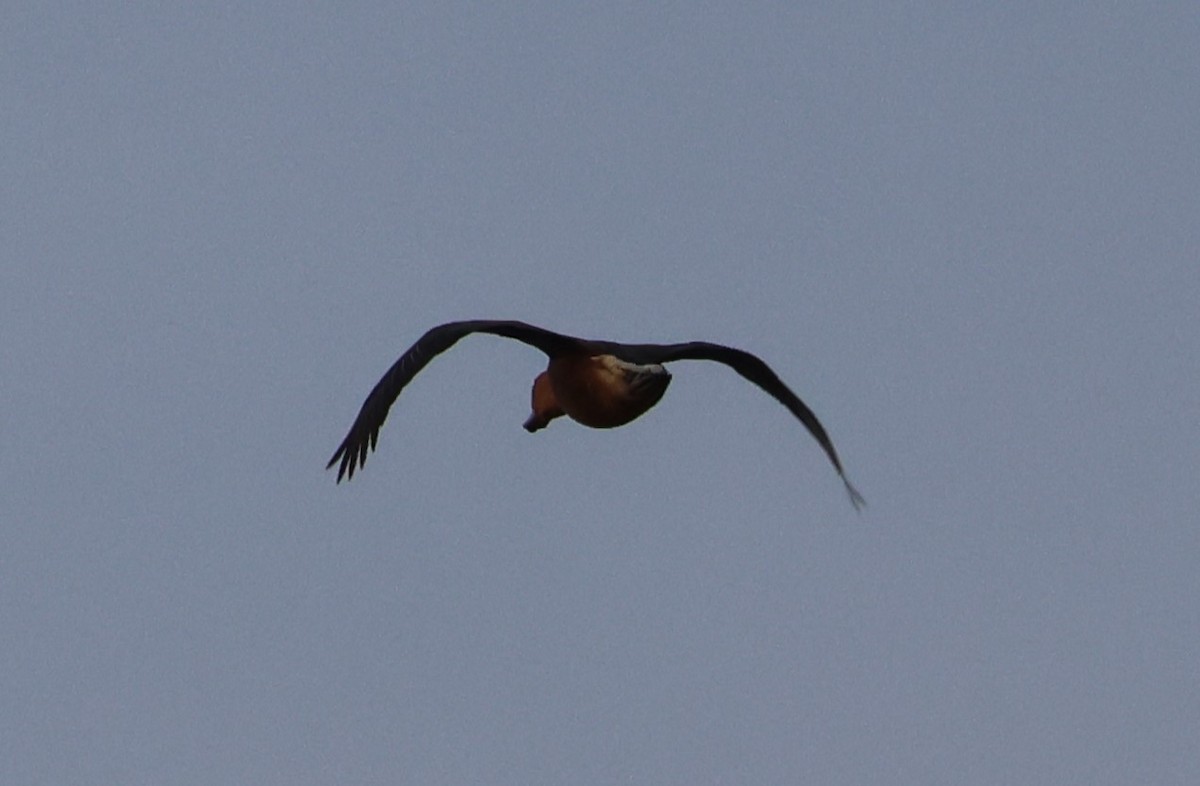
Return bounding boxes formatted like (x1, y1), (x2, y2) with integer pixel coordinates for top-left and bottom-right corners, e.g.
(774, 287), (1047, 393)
(327, 320), (864, 509)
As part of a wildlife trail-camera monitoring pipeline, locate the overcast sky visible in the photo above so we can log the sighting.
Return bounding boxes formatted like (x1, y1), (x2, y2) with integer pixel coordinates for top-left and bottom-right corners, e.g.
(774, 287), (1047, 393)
(4, 4), (1198, 784)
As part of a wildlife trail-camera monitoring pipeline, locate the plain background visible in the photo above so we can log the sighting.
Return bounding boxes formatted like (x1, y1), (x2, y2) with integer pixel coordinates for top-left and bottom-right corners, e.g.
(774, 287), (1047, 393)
(4, 4), (1198, 784)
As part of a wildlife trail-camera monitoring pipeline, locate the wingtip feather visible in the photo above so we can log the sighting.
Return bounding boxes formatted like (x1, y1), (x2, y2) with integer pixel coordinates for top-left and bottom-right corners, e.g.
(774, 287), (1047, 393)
(843, 477), (866, 512)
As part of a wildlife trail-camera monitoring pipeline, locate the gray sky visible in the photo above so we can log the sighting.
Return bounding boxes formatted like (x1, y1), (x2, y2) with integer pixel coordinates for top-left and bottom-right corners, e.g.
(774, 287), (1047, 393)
(4, 4), (1198, 784)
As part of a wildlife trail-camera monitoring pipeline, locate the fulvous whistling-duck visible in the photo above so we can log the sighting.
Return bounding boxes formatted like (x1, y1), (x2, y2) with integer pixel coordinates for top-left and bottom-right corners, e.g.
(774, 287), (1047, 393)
(327, 320), (865, 509)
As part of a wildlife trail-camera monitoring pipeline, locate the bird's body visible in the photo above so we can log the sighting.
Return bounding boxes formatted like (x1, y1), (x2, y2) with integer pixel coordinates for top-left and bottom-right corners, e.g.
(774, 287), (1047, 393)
(526, 354), (672, 431)
(327, 320), (864, 509)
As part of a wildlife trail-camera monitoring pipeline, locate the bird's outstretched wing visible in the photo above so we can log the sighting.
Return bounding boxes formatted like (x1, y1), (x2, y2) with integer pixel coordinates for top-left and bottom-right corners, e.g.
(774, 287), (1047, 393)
(610, 341), (866, 510)
(327, 320), (583, 482)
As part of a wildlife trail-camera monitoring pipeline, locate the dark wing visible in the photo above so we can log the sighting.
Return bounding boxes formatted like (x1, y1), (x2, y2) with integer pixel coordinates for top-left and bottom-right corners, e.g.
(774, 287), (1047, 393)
(610, 341), (866, 510)
(327, 320), (584, 482)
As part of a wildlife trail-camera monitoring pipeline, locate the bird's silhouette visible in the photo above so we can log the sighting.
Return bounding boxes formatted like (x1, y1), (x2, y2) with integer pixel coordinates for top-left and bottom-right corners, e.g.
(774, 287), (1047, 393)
(327, 320), (864, 509)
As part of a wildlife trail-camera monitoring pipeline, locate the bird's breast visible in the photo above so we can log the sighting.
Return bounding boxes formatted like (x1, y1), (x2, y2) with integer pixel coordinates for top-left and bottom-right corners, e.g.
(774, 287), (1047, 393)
(548, 354), (671, 428)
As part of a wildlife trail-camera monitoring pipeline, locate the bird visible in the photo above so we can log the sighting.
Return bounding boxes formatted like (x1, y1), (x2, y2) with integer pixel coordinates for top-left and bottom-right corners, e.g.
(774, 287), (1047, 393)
(326, 319), (865, 509)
